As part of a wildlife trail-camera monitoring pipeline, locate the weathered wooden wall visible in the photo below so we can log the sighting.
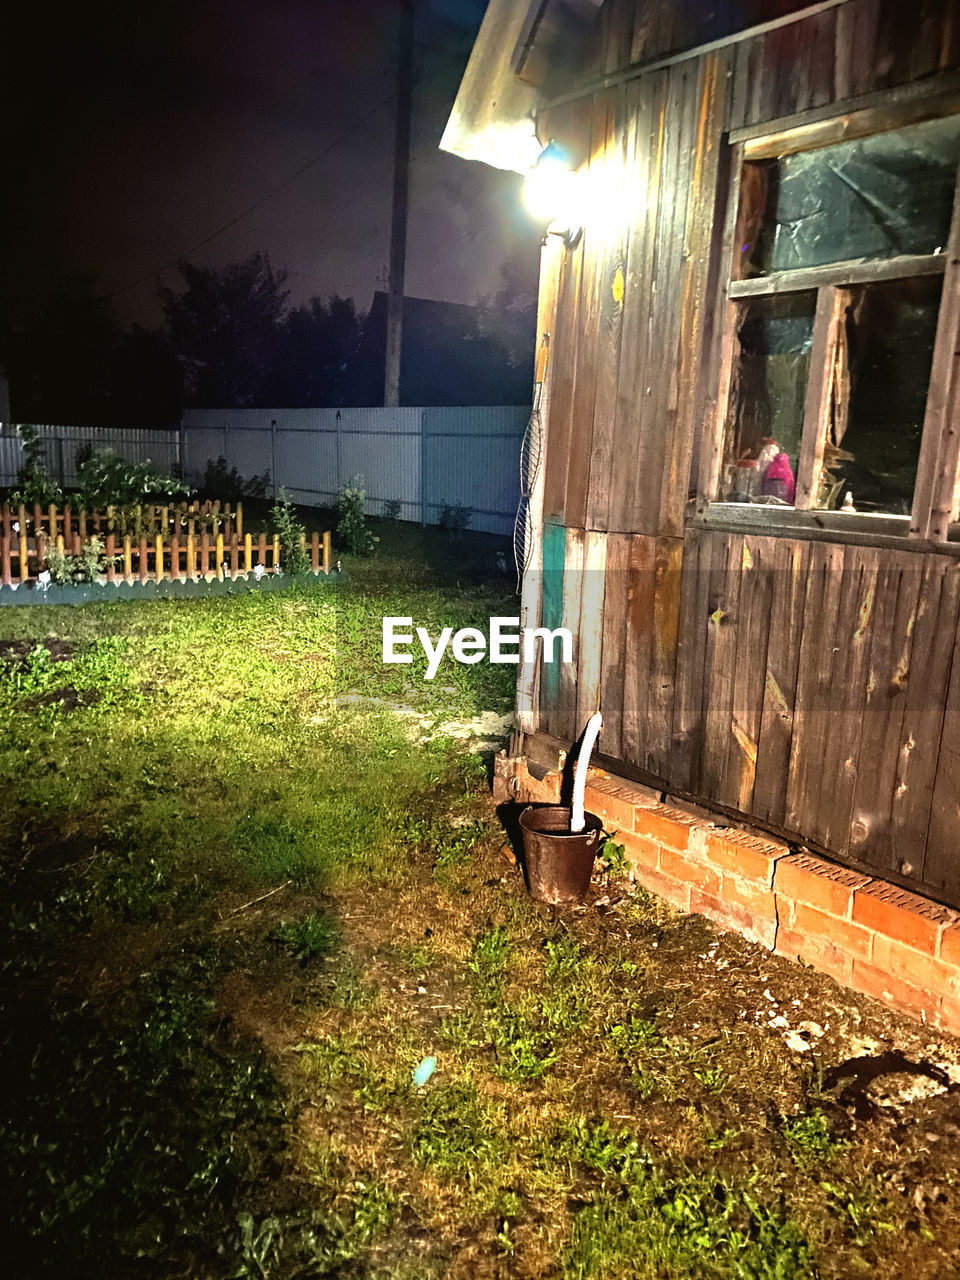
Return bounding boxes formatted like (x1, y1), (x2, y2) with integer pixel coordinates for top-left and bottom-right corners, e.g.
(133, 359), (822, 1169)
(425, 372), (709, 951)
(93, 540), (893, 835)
(534, 0), (960, 906)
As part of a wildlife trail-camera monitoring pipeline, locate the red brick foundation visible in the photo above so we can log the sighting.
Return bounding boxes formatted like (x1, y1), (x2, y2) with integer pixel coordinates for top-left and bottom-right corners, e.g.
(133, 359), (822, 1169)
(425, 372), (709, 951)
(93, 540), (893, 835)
(494, 751), (960, 1036)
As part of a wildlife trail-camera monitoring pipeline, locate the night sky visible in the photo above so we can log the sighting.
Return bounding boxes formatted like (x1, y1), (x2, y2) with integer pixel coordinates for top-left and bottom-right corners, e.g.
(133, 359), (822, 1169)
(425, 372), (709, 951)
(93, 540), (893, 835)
(2, 0), (539, 330)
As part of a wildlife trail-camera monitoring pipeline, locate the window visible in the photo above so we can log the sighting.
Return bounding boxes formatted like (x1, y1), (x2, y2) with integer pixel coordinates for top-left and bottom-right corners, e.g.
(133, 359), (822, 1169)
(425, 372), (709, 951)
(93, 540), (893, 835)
(711, 108), (960, 524)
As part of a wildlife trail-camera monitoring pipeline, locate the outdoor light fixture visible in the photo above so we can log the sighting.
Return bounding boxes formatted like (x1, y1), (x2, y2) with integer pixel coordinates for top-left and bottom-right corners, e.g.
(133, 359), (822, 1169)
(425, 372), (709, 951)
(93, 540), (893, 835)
(523, 141), (583, 248)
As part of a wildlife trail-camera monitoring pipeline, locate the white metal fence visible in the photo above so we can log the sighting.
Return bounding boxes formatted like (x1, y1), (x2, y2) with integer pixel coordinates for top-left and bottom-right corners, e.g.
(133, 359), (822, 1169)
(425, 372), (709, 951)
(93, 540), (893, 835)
(180, 406), (529, 536)
(0, 408), (529, 538)
(0, 423), (180, 490)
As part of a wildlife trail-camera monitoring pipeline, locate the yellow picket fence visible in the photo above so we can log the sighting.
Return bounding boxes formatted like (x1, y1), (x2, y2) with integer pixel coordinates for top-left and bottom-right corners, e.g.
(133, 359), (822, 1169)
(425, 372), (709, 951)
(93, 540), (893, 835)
(0, 501), (332, 586)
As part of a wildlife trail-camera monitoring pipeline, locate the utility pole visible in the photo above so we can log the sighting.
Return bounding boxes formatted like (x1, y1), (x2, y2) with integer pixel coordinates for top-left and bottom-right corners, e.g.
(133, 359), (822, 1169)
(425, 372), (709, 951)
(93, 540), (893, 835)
(384, 0), (414, 408)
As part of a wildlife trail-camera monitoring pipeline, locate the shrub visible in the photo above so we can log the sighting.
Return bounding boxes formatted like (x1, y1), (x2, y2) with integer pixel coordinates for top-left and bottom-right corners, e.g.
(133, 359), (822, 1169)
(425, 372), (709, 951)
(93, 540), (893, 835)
(45, 537), (114, 584)
(75, 444), (189, 510)
(201, 456), (269, 504)
(11, 423), (62, 508)
(271, 490), (311, 576)
(337, 478), (378, 557)
(438, 504), (471, 537)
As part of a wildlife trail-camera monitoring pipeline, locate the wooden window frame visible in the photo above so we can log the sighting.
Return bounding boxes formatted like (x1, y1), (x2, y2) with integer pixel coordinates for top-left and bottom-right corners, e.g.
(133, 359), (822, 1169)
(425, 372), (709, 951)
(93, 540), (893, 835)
(699, 97), (960, 544)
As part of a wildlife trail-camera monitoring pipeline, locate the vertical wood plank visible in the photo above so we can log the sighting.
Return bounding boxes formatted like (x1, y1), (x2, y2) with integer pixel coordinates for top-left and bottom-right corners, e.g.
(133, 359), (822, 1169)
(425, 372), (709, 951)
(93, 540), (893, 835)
(700, 532), (745, 802)
(671, 528), (712, 792)
(753, 538), (808, 827)
(902, 559), (960, 882)
(608, 72), (668, 531)
(599, 532), (631, 757)
(720, 535), (775, 813)
(586, 84), (632, 532)
(558, 526), (586, 739)
(849, 554), (924, 869)
(812, 544), (879, 852)
(564, 95), (609, 529)
(538, 522), (567, 733)
(620, 533), (657, 769)
(322, 530), (332, 574)
(542, 105), (589, 523)
(785, 541), (845, 833)
(923, 604), (960, 899)
(577, 530), (608, 734)
(660, 52), (726, 538)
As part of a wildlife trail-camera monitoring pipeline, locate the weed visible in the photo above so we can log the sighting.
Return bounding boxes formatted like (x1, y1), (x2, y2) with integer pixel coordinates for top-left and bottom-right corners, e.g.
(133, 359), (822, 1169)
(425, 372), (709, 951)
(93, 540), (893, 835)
(440, 1011), (484, 1048)
(544, 932), (586, 982)
(599, 833), (629, 879)
(468, 925), (511, 989)
(553, 1117), (643, 1176)
(412, 1082), (502, 1174)
(821, 1179), (895, 1246)
(291, 1035), (366, 1090)
(608, 1015), (660, 1053)
(399, 941), (436, 971)
(486, 1005), (559, 1082)
(273, 912), (340, 961)
(564, 1166), (815, 1280)
(694, 1065), (729, 1095)
(783, 1108), (846, 1165)
(323, 955), (379, 1011)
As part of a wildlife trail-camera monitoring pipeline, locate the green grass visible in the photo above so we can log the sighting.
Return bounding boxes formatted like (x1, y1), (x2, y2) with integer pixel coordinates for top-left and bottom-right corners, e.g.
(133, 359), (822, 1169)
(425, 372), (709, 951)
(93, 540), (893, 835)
(0, 523), (951, 1279)
(273, 912), (341, 960)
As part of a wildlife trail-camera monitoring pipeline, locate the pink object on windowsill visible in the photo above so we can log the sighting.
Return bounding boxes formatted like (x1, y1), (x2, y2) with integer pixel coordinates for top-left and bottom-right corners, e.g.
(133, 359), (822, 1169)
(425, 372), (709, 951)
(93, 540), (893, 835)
(762, 452), (796, 504)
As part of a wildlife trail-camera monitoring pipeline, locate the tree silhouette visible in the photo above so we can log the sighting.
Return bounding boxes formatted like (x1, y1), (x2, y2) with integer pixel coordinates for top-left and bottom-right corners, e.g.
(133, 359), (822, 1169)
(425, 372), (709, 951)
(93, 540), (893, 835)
(159, 252), (288, 407)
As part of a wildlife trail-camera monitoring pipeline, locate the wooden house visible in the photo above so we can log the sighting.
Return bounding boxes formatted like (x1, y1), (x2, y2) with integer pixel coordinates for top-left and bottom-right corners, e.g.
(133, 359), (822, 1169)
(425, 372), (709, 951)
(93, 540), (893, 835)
(443, 0), (960, 1028)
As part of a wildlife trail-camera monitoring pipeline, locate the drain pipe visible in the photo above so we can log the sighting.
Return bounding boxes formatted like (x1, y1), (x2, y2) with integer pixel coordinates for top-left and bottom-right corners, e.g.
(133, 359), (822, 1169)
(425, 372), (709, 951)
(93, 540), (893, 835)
(570, 712), (602, 833)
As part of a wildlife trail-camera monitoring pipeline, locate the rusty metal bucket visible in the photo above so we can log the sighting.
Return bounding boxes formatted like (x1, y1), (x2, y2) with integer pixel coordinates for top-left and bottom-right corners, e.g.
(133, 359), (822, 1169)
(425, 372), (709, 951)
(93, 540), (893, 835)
(518, 805), (603, 905)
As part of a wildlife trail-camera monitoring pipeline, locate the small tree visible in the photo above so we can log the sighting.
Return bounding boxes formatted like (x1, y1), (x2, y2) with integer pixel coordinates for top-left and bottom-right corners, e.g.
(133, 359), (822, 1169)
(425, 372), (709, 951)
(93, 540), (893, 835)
(12, 424), (62, 508)
(271, 490), (310, 576)
(337, 478), (378, 557)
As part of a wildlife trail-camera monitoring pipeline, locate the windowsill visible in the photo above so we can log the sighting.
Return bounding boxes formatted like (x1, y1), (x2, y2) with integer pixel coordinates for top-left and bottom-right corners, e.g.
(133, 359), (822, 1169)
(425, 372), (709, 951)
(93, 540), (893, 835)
(692, 503), (960, 552)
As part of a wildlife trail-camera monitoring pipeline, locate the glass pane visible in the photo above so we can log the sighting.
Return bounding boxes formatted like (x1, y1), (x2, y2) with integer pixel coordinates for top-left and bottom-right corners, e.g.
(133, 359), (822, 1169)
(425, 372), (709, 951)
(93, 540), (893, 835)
(816, 276), (942, 515)
(741, 115), (960, 276)
(719, 292), (816, 504)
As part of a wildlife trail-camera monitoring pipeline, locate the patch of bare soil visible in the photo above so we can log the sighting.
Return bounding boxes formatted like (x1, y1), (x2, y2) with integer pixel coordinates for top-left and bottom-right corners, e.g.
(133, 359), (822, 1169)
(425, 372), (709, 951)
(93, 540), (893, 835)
(0, 638), (74, 664)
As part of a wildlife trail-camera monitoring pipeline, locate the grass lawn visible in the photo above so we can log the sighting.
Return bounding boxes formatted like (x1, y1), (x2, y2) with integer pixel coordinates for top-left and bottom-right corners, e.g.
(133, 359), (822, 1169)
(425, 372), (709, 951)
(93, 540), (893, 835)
(2, 522), (960, 1279)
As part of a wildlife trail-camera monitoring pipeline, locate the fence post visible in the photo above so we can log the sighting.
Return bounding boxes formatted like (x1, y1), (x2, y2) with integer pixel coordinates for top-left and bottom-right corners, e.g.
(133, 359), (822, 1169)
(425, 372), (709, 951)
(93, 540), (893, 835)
(156, 534), (164, 582)
(244, 533), (252, 574)
(322, 530), (331, 574)
(420, 409), (427, 526)
(236, 502), (243, 539)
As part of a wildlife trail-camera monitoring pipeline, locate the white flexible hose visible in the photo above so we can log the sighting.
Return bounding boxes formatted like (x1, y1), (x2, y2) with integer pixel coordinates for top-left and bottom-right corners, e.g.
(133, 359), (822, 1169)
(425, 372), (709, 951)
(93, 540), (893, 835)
(570, 711), (602, 833)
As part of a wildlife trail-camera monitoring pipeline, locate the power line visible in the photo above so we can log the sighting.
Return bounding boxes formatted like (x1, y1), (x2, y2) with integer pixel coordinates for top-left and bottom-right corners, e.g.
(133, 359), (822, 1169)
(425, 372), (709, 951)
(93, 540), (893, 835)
(106, 74), (399, 301)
